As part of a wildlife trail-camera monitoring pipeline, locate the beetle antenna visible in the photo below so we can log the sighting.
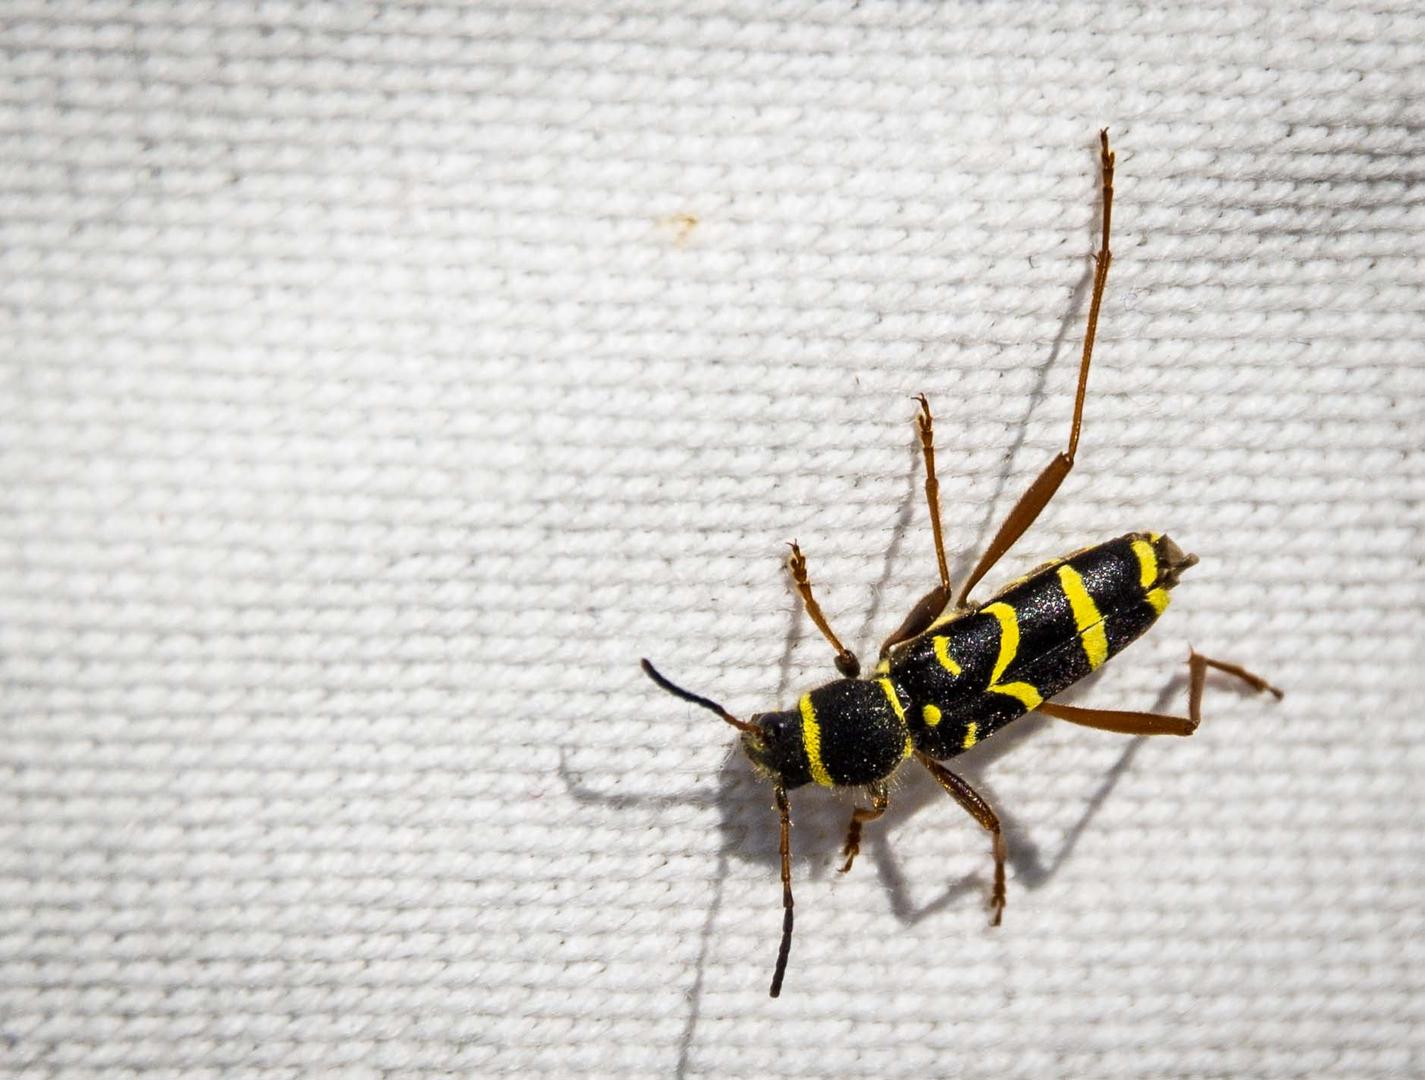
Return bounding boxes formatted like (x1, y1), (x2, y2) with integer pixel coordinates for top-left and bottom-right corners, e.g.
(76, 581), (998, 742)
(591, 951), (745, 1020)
(641, 659), (757, 734)
(769, 784), (794, 997)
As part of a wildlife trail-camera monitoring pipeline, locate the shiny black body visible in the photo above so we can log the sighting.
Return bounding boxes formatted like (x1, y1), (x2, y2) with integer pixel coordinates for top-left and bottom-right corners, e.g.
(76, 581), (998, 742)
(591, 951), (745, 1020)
(745, 532), (1186, 789)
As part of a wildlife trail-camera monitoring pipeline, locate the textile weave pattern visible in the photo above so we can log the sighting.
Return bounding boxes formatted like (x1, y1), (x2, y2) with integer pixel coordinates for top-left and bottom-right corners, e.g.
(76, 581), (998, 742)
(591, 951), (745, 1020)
(2, 3), (1422, 1077)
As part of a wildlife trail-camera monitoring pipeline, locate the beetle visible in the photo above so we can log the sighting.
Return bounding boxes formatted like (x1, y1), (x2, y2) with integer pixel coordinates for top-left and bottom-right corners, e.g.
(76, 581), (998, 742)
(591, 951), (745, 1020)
(643, 131), (1281, 997)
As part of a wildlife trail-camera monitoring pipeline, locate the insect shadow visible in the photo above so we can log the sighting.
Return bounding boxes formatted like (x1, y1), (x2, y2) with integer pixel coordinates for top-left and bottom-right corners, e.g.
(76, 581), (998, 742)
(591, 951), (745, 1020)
(558, 650), (1177, 1080)
(559, 552), (1185, 1080)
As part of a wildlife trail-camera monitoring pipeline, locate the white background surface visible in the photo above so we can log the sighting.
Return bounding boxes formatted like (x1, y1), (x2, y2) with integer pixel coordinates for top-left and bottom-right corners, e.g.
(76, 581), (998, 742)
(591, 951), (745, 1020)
(2, 3), (1422, 1077)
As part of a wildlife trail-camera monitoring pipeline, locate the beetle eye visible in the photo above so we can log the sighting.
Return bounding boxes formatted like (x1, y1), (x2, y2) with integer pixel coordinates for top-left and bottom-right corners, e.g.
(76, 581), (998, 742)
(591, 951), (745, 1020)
(759, 713), (790, 747)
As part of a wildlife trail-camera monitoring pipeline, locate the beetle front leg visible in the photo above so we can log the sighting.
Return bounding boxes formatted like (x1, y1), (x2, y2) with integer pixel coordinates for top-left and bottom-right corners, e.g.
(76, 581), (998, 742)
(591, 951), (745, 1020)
(787, 541), (860, 678)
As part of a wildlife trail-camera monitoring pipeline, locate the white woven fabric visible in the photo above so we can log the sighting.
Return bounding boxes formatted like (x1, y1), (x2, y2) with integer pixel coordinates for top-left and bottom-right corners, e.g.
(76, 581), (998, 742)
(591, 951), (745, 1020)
(3, 3), (1423, 1077)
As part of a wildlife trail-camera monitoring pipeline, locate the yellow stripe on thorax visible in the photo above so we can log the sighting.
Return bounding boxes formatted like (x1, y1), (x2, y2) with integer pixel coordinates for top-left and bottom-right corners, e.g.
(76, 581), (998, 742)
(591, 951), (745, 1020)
(877, 678), (906, 722)
(798, 693), (834, 788)
(1057, 564), (1109, 669)
(981, 602), (1044, 710)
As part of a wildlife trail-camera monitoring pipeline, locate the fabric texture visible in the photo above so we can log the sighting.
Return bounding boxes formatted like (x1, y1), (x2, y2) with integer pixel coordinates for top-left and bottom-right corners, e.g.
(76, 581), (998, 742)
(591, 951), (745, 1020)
(2, 3), (1422, 1077)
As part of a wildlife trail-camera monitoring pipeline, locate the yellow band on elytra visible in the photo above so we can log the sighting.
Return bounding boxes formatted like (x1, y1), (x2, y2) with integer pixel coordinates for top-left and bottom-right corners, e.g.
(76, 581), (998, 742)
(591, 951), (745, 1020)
(988, 680), (1043, 710)
(933, 635), (961, 676)
(1058, 564), (1109, 670)
(1132, 538), (1158, 590)
(983, 602), (1019, 685)
(983, 601), (1043, 711)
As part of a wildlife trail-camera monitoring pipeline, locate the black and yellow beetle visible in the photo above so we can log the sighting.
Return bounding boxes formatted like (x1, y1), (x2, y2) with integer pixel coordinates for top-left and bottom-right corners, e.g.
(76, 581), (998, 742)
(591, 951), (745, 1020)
(643, 132), (1281, 998)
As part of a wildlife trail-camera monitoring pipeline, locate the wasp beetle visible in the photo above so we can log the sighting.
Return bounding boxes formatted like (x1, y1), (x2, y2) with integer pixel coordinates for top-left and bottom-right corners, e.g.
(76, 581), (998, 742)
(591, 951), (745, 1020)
(643, 132), (1282, 998)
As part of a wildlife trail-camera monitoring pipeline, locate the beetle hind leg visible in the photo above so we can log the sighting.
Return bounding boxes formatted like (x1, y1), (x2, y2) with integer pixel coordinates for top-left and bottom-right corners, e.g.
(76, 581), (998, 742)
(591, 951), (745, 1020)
(957, 131), (1117, 607)
(1038, 649), (1283, 735)
(1188, 650), (1283, 727)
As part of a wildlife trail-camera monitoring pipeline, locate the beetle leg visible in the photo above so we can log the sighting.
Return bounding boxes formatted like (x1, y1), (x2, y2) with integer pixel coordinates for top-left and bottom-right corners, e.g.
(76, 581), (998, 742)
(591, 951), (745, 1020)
(958, 131), (1116, 605)
(917, 753), (1007, 926)
(1038, 650), (1282, 734)
(787, 541), (860, 678)
(838, 782), (891, 873)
